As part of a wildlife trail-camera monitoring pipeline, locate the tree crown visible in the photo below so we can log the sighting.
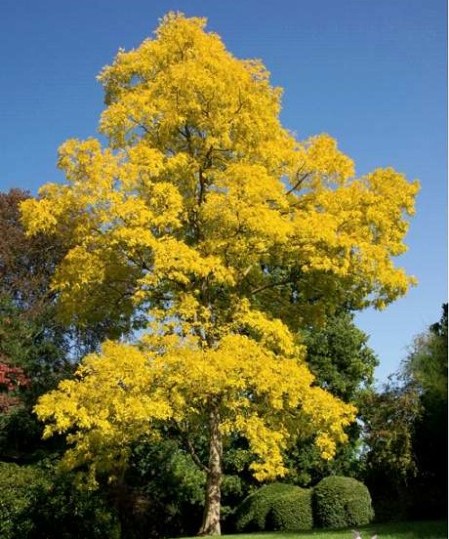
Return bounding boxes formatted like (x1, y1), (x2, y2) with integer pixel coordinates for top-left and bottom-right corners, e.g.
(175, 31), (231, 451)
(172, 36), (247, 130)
(23, 13), (418, 491)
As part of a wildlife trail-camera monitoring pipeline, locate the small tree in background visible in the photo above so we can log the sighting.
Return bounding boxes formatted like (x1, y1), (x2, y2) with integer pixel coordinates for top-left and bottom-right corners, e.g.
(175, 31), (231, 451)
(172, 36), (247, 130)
(0, 189), (68, 460)
(405, 304), (447, 402)
(285, 311), (378, 486)
(360, 304), (447, 521)
(404, 304), (447, 519)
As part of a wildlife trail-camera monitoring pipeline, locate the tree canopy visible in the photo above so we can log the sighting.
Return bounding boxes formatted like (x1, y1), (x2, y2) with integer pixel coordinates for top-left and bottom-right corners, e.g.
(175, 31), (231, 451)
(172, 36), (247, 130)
(21, 13), (419, 535)
(360, 304), (447, 521)
(304, 311), (378, 402)
(404, 303), (447, 402)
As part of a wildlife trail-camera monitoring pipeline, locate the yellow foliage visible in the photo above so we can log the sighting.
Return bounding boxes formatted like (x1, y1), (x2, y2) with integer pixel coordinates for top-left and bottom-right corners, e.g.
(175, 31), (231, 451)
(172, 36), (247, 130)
(36, 335), (355, 484)
(25, 12), (418, 487)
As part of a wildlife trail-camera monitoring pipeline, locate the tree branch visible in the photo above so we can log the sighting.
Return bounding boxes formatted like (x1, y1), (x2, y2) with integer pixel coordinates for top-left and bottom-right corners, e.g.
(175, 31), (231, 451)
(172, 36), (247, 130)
(173, 420), (210, 473)
(285, 165), (310, 195)
(249, 277), (292, 296)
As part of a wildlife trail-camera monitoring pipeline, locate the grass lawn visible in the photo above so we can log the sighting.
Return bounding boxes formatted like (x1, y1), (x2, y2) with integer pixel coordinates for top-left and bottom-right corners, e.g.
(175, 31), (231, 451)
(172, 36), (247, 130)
(188, 520), (447, 539)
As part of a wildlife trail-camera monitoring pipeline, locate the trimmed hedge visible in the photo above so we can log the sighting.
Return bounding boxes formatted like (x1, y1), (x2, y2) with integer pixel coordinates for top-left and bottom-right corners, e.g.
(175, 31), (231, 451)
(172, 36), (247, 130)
(313, 475), (374, 529)
(235, 482), (313, 532)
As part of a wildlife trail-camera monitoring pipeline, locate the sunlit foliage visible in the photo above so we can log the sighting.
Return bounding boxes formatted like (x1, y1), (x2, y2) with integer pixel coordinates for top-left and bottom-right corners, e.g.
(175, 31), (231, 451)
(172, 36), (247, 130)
(22, 13), (418, 534)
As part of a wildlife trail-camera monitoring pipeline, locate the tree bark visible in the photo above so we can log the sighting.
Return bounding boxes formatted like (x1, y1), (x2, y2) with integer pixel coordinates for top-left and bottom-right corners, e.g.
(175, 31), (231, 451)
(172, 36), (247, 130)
(198, 404), (222, 536)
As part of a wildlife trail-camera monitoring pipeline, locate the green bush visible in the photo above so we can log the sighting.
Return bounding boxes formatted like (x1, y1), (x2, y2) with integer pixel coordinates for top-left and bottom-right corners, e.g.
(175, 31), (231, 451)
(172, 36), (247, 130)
(0, 462), (47, 539)
(29, 471), (120, 539)
(235, 482), (313, 532)
(313, 475), (374, 529)
(123, 439), (205, 538)
(0, 462), (120, 539)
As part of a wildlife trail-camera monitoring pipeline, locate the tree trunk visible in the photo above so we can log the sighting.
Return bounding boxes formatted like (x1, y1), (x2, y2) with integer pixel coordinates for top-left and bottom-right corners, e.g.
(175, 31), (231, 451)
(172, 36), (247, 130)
(198, 404), (222, 536)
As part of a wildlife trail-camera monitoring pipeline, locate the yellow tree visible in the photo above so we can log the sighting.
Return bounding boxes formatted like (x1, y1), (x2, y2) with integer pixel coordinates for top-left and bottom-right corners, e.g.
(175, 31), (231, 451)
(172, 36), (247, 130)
(22, 13), (418, 535)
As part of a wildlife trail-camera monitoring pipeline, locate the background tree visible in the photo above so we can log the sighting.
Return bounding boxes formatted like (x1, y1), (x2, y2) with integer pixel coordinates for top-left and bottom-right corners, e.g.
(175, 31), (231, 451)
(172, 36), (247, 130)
(114, 438), (206, 538)
(404, 304), (447, 519)
(0, 189), (129, 537)
(404, 303), (447, 402)
(0, 189), (70, 461)
(359, 377), (421, 521)
(0, 188), (138, 462)
(0, 189), (62, 310)
(304, 311), (378, 402)
(286, 311), (378, 486)
(23, 13), (418, 535)
(360, 304), (447, 521)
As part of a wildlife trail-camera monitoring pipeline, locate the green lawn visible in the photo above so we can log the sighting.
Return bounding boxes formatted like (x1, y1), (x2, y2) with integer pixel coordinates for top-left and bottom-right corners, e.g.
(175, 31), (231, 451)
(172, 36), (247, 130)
(189, 520), (447, 539)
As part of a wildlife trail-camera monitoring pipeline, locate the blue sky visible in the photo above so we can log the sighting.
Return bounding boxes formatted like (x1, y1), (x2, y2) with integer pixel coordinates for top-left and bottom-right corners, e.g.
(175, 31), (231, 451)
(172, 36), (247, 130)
(1, 0), (446, 383)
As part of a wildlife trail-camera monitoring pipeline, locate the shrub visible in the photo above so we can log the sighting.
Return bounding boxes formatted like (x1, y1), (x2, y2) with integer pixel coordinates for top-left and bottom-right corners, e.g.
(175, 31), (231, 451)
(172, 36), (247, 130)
(313, 475), (374, 529)
(235, 482), (313, 532)
(0, 462), (120, 539)
(0, 462), (47, 539)
(123, 439), (205, 538)
(29, 471), (120, 539)
(268, 487), (313, 531)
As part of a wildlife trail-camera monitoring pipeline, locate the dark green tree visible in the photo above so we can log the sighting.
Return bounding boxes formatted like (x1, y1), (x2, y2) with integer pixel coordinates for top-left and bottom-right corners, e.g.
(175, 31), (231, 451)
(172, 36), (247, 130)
(359, 378), (421, 521)
(304, 311), (378, 401)
(286, 312), (378, 486)
(361, 304), (448, 521)
(405, 304), (447, 519)
(404, 304), (447, 402)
